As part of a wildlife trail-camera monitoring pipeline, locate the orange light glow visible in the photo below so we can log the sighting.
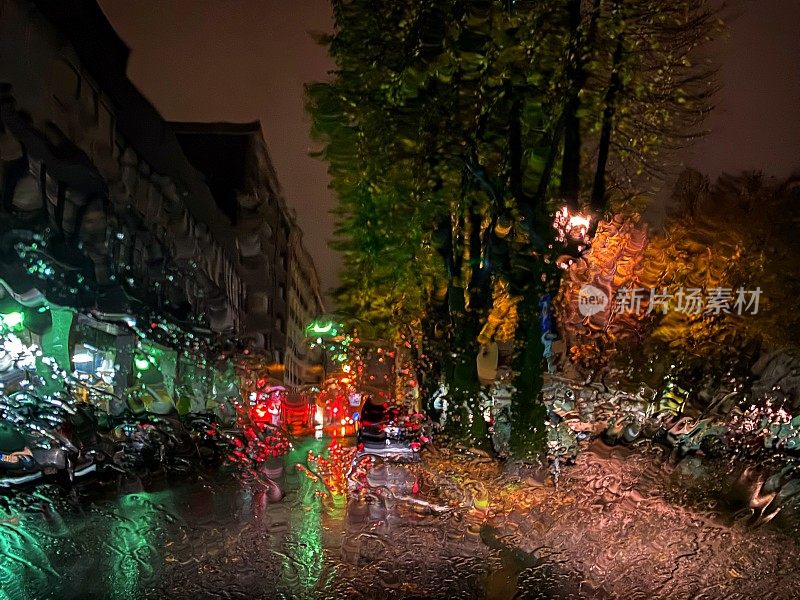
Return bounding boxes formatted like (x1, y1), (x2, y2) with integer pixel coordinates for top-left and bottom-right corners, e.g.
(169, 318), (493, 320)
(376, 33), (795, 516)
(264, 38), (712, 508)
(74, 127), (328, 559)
(554, 205), (592, 244)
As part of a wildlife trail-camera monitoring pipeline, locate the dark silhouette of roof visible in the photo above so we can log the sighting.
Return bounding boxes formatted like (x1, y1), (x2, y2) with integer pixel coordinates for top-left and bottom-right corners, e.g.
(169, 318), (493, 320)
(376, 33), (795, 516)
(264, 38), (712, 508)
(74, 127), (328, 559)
(31, 0), (238, 257)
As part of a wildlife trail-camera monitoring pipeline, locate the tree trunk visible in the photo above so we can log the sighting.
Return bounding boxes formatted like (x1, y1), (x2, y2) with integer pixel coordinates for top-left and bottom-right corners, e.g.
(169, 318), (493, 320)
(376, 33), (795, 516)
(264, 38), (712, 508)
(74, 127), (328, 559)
(442, 284), (489, 449)
(467, 201), (491, 311)
(559, 0), (585, 209)
(509, 286), (548, 458)
(590, 34), (624, 211)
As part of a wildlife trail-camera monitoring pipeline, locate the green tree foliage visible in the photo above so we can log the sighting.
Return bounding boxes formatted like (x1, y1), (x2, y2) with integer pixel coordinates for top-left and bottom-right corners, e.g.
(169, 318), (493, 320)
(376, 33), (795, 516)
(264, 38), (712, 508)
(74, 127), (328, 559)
(308, 0), (718, 454)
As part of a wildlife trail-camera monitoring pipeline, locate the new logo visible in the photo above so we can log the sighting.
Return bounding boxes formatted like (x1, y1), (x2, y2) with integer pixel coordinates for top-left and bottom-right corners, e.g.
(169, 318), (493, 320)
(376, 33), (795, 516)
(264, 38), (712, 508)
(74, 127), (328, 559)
(578, 284), (609, 316)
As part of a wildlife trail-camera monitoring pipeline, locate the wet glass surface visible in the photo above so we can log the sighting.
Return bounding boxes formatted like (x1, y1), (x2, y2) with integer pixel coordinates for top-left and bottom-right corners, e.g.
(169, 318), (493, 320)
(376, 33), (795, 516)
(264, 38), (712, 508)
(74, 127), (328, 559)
(0, 439), (495, 600)
(2, 438), (799, 600)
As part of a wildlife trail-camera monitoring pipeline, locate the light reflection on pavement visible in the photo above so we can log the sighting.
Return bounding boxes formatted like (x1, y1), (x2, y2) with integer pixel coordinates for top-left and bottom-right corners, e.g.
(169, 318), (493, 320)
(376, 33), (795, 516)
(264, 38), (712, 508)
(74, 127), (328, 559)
(1, 438), (799, 599)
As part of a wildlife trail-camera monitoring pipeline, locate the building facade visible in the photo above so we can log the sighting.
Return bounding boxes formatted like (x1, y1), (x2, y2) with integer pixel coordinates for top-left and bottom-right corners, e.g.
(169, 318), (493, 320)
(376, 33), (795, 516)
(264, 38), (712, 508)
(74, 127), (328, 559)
(170, 122), (325, 389)
(0, 0), (324, 413)
(285, 227), (325, 387)
(0, 0), (246, 334)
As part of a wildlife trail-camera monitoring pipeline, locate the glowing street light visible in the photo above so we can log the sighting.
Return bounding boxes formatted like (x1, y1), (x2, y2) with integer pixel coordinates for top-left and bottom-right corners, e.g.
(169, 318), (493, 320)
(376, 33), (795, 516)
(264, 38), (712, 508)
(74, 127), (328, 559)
(553, 205), (592, 244)
(72, 352), (94, 363)
(0, 311), (25, 330)
(134, 355), (152, 371)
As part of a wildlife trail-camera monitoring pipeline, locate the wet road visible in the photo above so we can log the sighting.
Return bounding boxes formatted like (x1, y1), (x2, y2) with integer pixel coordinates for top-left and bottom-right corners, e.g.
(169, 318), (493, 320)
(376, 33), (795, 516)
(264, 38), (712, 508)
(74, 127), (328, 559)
(0, 439), (523, 600)
(2, 439), (799, 600)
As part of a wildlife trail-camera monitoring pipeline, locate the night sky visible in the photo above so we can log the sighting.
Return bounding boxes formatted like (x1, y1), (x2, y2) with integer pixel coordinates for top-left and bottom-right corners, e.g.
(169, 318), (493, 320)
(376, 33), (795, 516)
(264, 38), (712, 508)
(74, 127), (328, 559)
(98, 0), (800, 302)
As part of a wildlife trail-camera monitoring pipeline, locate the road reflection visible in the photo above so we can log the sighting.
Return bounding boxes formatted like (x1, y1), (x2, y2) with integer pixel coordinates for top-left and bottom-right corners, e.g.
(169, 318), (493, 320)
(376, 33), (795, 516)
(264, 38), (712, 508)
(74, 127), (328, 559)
(3, 439), (797, 599)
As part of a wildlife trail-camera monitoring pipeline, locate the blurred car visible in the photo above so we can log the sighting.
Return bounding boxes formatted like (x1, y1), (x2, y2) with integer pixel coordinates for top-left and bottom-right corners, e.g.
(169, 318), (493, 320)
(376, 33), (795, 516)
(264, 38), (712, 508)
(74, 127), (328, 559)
(356, 395), (422, 459)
